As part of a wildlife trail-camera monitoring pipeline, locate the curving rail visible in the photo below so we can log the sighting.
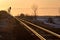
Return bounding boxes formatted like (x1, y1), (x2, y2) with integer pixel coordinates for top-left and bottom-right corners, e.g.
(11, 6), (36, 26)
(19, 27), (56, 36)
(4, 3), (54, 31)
(20, 19), (60, 38)
(8, 14), (46, 40)
(7, 13), (60, 40)
(20, 20), (46, 40)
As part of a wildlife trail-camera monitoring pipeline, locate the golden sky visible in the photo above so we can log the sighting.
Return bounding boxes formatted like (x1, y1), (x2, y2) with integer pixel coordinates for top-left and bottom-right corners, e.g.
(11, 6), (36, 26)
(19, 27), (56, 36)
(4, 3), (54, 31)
(0, 0), (60, 16)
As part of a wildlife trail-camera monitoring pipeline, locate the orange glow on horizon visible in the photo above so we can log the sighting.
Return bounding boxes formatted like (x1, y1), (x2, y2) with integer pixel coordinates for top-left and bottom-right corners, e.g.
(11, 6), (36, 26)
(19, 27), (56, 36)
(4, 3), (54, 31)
(0, 0), (60, 16)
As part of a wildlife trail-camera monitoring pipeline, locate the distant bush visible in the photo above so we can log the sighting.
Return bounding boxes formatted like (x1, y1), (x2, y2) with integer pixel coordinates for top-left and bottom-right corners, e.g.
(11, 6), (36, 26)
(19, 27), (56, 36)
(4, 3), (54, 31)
(48, 17), (55, 24)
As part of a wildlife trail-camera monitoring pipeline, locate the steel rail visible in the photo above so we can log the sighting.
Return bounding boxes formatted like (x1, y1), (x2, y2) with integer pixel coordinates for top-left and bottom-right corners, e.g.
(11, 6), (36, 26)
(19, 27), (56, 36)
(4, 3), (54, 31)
(20, 20), (46, 40)
(20, 19), (60, 38)
(7, 14), (46, 40)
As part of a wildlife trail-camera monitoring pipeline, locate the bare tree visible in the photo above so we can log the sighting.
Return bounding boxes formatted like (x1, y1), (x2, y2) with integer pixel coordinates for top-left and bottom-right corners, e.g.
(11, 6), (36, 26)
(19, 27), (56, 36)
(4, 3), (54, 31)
(32, 4), (38, 20)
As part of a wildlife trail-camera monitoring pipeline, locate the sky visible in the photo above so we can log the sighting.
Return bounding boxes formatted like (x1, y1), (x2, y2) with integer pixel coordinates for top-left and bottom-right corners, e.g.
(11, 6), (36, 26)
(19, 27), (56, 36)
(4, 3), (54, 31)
(0, 0), (60, 16)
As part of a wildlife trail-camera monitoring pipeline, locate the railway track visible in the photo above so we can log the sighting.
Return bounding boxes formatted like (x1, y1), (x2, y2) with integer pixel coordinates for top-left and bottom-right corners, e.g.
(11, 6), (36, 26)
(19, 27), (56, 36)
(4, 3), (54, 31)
(8, 14), (60, 40)
(7, 14), (46, 40)
(0, 12), (44, 40)
(16, 18), (60, 40)
(19, 19), (46, 40)
(1, 11), (60, 40)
